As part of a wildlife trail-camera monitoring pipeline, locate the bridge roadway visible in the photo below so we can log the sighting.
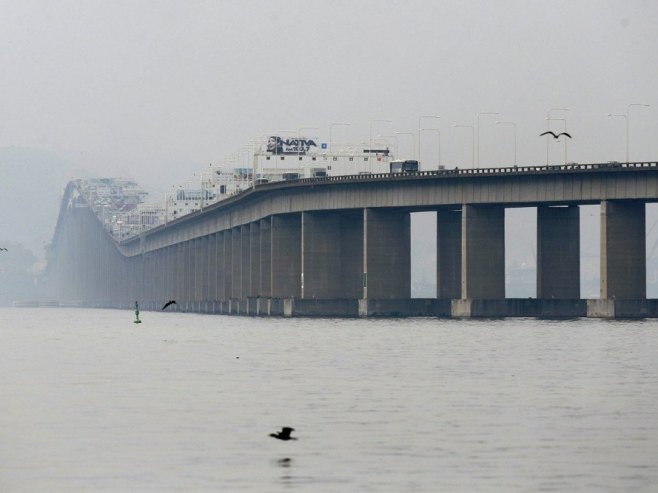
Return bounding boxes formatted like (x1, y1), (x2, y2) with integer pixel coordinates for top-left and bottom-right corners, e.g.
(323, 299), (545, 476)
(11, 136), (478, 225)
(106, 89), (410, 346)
(43, 161), (658, 318)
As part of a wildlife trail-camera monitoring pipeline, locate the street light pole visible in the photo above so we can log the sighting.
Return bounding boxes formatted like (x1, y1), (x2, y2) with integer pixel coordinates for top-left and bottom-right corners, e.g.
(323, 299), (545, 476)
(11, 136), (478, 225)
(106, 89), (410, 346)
(418, 115), (440, 166)
(329, 122), (351, 156)
(626, 103), (650, 163)
(546, 108), (569, 165)
(420, 128), (441, 169)
(452, 124), (475, 168)
(545, 117), (568, 165)
(607, 113), (627, 162)
(495, 121), (517, 166)
(476, 112), (498, 168)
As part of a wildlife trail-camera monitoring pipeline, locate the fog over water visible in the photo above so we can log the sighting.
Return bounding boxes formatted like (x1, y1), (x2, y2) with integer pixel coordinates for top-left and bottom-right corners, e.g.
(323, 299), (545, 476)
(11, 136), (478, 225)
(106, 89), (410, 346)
(1, 308), (657, 492)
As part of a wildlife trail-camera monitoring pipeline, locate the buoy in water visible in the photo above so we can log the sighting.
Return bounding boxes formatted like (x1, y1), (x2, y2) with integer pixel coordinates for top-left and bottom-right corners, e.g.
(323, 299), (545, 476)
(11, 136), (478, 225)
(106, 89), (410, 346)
(134, 301), (142, 324)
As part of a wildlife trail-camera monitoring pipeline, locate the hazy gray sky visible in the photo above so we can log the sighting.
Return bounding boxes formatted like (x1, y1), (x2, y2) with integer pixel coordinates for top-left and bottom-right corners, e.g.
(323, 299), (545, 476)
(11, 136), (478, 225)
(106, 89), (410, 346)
(1, 0), (657, 189)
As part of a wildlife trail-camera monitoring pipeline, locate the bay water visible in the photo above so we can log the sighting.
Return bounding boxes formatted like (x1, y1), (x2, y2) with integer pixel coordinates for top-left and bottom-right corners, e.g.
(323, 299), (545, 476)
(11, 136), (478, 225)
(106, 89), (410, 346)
(1, 308), (657, 492)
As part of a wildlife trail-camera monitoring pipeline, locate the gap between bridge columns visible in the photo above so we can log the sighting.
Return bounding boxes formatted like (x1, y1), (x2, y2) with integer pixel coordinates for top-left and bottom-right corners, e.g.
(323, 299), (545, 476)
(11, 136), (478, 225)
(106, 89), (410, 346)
(437, 209), (462, 299)
(601, 200), (646, 299)
(537, 205), (580, 299)
(461, 204), (505, 299)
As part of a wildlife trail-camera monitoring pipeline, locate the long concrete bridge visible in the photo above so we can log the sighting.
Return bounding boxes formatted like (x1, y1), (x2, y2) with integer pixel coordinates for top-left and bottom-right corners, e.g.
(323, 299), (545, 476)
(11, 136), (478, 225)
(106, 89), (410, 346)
(41, 161), (658, 318)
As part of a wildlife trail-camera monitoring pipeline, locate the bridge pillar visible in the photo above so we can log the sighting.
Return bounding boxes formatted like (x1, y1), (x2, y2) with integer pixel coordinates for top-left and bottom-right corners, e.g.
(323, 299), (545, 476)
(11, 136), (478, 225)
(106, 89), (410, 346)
(537, 205), (580, 299)
(249, 222), (261, 298)
(231, 227), (242, 299)
(260, 218), (272, 298)
(271, 214), (301, 298)
(363, 208), (410, 299)
(301, 212), (340, 299)
(240, 225), (251, 302)
(437, 209), (462, 299)
(176, 242), (186, 303)
(221, 230), (233, 301)
(461, 204), (505, 299)
(194, 237), (207, 303)
(207, 233), (217, 302)
(301, 211), (362, 299)
(215, 231), (225, 301)
(601, 200), (646, 299)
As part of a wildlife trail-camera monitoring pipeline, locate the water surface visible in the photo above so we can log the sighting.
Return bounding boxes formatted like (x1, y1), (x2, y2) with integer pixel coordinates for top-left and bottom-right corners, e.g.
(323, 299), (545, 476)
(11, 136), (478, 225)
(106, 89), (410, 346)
(1, 308), (657, 491)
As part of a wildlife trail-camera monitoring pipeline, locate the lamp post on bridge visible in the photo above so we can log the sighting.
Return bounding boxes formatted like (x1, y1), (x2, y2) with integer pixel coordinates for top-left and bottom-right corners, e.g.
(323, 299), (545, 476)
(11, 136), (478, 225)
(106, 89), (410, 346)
(546, 108), (569, 165)
(495, 121), (517, 166)
(453, 124), (475, 168)
(546, 117), (568, 165)
(420, 128), (441, 169)
(608, 103), (650, 163)
(329, 122), (351, 156)
(418, 115), (440, 167)
(477, 112), (498, 168)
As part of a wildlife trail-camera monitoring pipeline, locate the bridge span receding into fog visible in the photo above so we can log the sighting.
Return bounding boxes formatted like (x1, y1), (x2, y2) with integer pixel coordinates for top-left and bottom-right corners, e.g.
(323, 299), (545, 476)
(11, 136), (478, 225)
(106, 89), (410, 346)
(42, 161), (658, 318)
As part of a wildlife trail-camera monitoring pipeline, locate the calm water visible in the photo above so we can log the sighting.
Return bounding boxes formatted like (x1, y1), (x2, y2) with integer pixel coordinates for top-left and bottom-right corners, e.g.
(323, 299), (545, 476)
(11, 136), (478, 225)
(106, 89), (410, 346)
(1, 308), (657, 492)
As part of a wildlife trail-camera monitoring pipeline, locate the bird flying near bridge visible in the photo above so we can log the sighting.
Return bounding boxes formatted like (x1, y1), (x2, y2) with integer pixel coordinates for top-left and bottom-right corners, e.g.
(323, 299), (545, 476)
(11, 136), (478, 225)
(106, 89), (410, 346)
(540, 131), (572, 139)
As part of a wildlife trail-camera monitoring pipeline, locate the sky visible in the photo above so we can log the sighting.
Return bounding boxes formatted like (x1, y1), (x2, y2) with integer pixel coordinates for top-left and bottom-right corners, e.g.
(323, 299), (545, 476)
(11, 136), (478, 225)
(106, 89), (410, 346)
(1, 0), (657, 191)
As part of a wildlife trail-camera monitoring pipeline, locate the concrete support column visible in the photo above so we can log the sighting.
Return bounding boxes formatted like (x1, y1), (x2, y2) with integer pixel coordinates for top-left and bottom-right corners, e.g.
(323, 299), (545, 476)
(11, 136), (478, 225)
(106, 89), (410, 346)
(194, 237), (207, 302)
(240, 225), (251, 300)
(223, 230), (233, 299)
(437, 209), (462, 299)
(461, 204), (505, 299)
(537, 205), (580, 299)
(260, 219), (272, 298)
(301, 212), (341, 299)
(217, 232), (226, 300)
(176, 242), (185, 302)
(601, 200), (646, 299)
(363, 208), (410, 299)
(231, 227), (242, 299)
(250, 222), (261, 297)
(271, 214), (301, 298)
(207, 233), (217, 301)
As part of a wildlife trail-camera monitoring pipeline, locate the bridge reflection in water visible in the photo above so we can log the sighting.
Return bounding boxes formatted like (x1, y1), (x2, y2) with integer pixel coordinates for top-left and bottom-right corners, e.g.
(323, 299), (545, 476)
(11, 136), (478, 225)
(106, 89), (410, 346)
(41, 162), (658, 318)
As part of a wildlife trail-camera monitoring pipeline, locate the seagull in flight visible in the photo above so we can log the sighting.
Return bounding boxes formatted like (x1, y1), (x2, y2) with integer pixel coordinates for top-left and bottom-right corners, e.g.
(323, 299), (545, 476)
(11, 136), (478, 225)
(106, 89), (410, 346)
(161, 300), (177, 310)
(0, 247), (7, 251)
(540, 131), (572, 139)
(270, 427), (297, 441)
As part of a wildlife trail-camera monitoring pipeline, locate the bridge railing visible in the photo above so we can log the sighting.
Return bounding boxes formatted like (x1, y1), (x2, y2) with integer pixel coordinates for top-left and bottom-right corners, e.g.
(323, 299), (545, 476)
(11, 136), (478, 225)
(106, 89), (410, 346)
(253, 161), (658, 190)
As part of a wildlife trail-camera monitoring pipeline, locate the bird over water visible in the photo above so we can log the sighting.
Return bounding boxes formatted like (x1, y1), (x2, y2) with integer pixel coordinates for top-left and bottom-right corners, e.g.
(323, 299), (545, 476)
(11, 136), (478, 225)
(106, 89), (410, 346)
(270, 427), (297, 441)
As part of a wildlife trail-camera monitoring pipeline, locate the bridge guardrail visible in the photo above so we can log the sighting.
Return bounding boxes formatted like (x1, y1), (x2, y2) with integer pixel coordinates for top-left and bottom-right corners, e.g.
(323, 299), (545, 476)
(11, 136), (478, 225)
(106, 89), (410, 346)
(253, 161), (658, 190)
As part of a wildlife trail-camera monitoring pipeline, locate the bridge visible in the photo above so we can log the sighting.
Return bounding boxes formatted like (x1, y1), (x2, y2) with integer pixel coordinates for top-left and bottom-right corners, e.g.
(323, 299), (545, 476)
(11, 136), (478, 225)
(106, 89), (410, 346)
(41, 161), (658, 318)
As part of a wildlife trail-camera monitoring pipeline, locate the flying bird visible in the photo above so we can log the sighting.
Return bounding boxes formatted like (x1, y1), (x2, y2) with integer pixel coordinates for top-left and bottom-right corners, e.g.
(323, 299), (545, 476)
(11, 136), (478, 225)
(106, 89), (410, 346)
(540, 131), (572, 139)
(162, 300), (177, 310)
(269, 427), (297, 441)
(0, 247), (7, 251)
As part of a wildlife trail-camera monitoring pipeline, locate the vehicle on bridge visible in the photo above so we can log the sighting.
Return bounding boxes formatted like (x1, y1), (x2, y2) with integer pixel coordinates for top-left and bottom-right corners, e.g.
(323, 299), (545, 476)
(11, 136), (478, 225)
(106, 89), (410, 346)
(390, 159), (420, 173)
